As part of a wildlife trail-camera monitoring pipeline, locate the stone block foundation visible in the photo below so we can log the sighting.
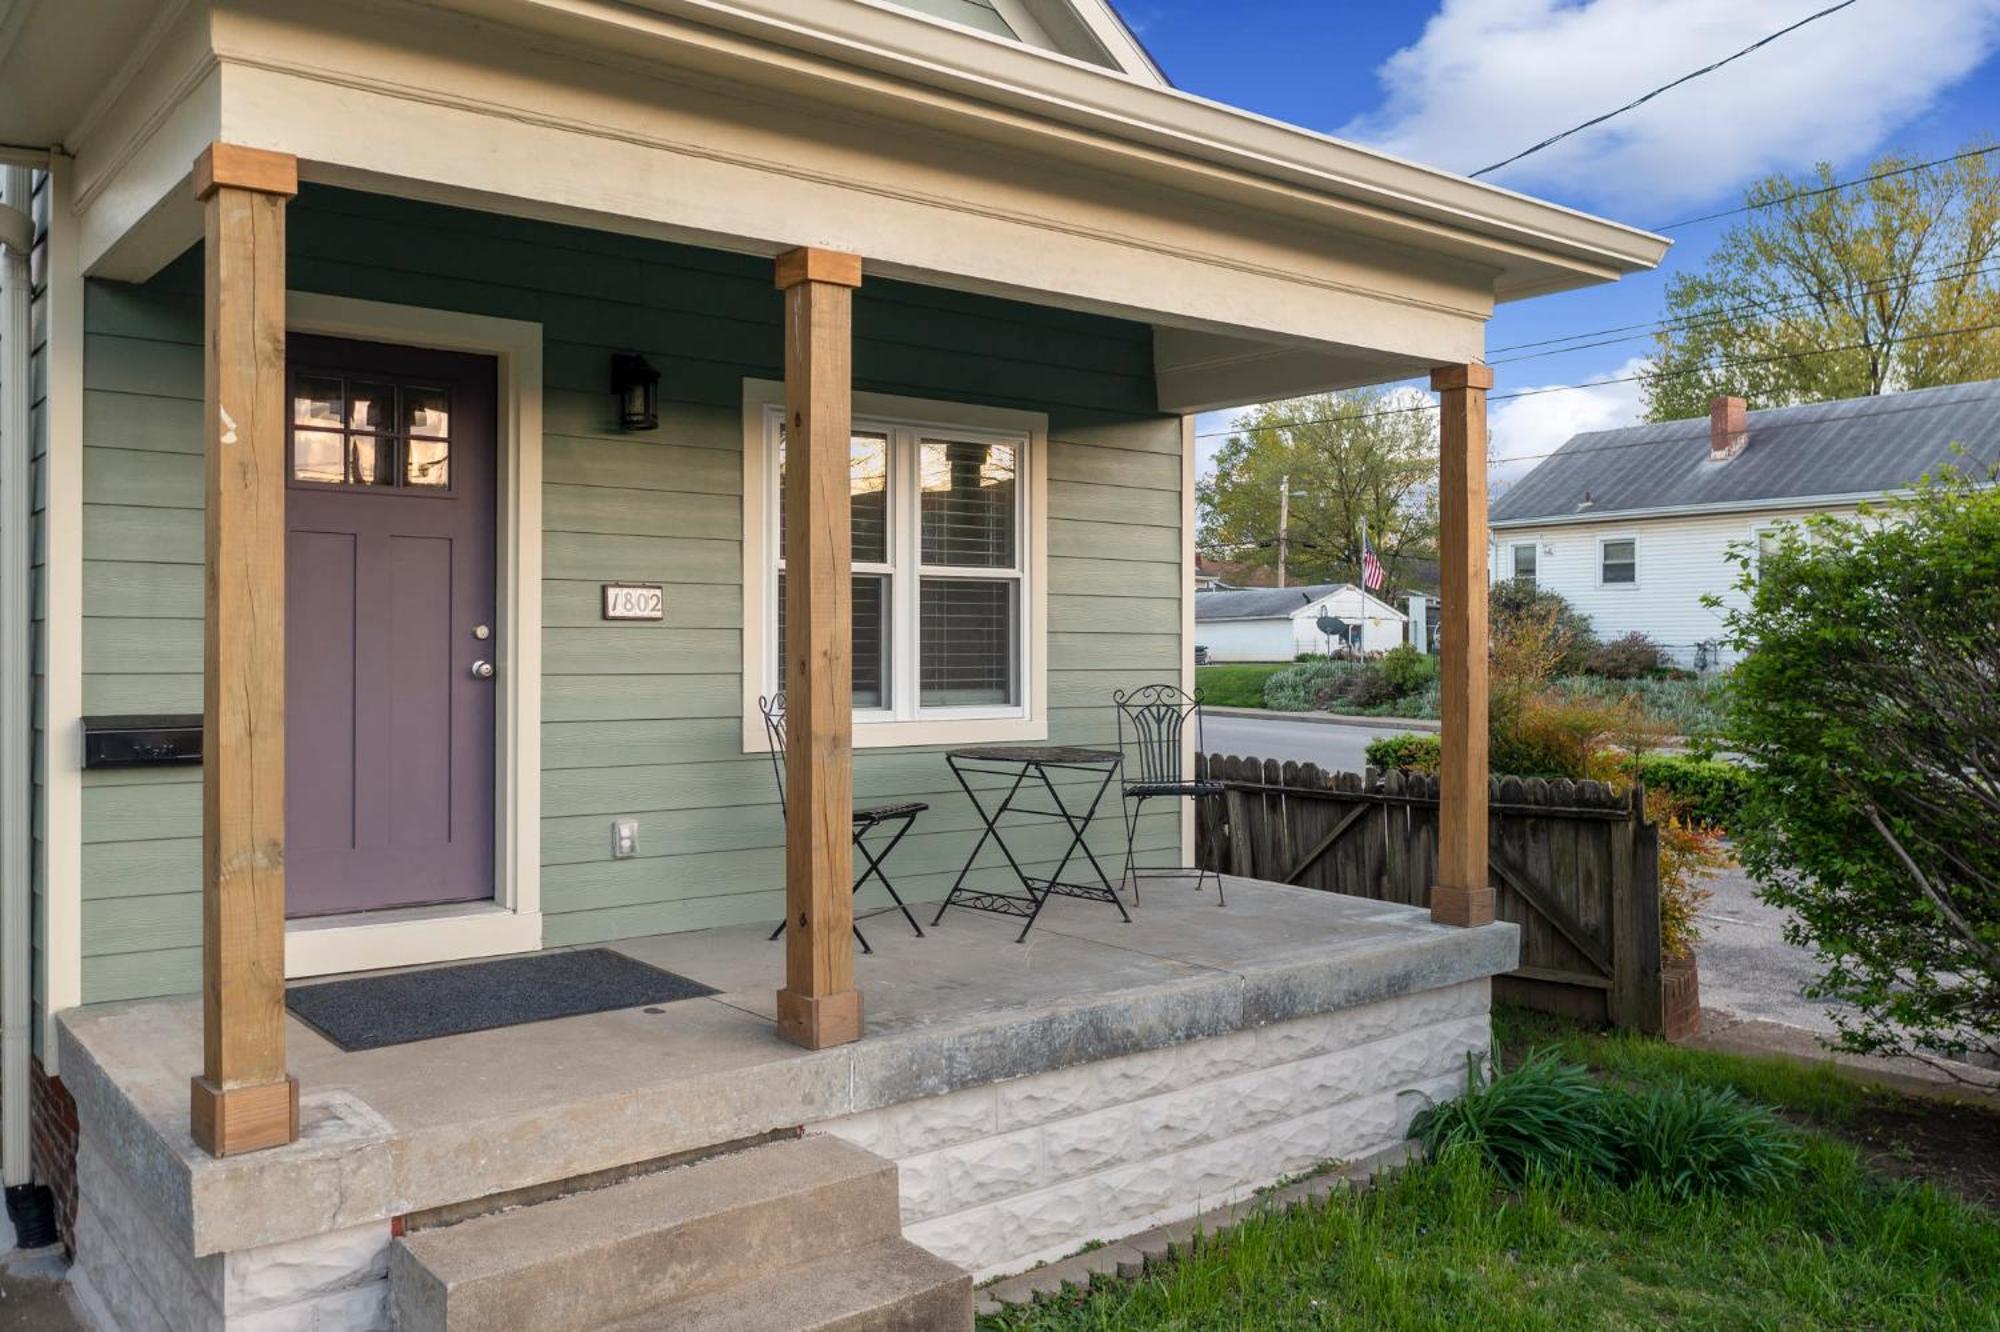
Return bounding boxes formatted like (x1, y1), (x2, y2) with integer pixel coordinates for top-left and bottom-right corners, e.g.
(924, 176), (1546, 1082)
(68, 1139), (392, 1332)
(817, 978), (1490, 1279)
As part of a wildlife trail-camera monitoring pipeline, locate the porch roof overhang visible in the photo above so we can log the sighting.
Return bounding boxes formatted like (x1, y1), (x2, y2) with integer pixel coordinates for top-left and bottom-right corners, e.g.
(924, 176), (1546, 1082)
(17, 0), (1669, 410)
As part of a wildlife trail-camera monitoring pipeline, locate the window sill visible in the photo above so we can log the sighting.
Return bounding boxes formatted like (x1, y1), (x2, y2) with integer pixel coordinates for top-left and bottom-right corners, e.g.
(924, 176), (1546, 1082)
(741, 712), (1047, 754)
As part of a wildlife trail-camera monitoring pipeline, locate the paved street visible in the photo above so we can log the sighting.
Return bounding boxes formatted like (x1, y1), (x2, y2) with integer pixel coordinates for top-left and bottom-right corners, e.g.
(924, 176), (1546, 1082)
(1203, 711), (1421, 775)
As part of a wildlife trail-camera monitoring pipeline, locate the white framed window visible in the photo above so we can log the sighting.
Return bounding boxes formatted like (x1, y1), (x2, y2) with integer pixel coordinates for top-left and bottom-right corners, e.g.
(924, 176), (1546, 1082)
(1598, 535), (1638, 587)
(741, 380), (1048, 751)
(1510, 541), (1538, 586)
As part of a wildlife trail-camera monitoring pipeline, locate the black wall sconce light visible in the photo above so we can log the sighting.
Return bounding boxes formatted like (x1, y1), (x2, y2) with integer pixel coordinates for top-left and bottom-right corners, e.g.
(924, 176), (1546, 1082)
(611, 353), (660, 432)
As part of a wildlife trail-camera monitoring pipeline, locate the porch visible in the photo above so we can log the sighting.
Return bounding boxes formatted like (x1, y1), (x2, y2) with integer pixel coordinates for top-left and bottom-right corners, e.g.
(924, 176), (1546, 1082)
(57, 878), (1511, 1326)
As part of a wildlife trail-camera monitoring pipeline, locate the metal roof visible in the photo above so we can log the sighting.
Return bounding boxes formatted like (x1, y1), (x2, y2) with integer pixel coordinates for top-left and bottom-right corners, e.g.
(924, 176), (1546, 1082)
(1195, 583), (1405, 622)
(1488, 380), (2000, 528)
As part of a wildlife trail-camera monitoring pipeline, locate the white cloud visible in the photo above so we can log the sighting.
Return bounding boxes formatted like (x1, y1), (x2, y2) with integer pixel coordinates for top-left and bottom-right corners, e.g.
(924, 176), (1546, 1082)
(1489, 357), (1649, 488)
(1340, 0), (2000, 214)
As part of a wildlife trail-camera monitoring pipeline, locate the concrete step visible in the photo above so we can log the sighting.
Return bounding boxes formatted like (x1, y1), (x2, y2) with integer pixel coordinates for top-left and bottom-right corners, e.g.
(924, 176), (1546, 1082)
(389, 1135), (906, 1332)
(610, 1237), (972, 1332)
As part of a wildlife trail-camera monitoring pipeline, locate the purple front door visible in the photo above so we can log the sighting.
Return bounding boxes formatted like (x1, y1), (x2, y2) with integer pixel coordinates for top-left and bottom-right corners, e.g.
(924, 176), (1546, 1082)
(284, 336), (498, 918)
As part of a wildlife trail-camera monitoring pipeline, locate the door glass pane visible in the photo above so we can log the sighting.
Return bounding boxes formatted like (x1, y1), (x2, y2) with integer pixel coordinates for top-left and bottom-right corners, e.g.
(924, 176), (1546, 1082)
(294, 377), (344, 430)
(775, 571), (893, 710)
(347, 382), (395, 433)
(403, 386), (451, 439)
(921, 439), (1015, 568)
(776, 429), (891, 563)
(293, 429), (346, 484)
(406, 437), (450, 488)
(350, 434), (391, 487)
(920, 578), (1017, 707)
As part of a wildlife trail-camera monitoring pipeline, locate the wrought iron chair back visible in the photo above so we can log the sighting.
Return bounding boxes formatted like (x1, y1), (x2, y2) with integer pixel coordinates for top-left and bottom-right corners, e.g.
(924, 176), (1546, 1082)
(1112, 683), (1204, 785)
(758, 693), (789, 816)
(1110, 682), (1224, 907)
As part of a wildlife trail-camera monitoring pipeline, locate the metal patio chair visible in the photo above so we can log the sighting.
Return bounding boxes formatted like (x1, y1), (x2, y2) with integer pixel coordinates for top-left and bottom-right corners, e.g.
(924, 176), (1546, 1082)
(760, 694), (928, 953)
(1112, 684), (1226, 906)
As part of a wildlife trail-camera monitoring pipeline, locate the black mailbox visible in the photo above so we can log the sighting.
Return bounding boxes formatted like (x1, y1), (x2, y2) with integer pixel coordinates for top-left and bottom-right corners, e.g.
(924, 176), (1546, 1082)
(82, 715), (203, 770)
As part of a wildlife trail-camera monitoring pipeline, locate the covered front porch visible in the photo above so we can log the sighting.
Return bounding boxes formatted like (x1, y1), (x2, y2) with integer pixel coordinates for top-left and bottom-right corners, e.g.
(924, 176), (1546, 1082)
(58, 877), (1511, 1325)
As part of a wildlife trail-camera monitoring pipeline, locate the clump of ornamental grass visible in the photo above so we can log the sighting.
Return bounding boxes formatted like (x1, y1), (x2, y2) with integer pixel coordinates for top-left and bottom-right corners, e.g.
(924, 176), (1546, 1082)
(1409, 1048), (1615, 1185)
(1413, 1050), (1803, 1201)
(1601, 1081), (1803, 1200)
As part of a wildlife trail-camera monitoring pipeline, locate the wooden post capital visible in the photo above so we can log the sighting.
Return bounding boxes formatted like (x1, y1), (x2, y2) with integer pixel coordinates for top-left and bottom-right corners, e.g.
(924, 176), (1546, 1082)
(1430, 363), (1495, 392)
(193, 144), (298, 202)
(774, 246), (863, 291)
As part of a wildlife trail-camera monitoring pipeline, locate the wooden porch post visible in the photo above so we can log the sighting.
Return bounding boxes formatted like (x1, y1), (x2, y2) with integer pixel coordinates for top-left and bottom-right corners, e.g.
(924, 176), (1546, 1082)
(774, 247), (863, 1050)
(1431, 362), (1496, 928)
(190, 143), (299, 1156)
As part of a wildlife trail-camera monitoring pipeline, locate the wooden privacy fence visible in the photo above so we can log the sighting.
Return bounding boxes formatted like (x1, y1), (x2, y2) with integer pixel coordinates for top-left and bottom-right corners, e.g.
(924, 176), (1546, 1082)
(1195, 754), (1665, 1033)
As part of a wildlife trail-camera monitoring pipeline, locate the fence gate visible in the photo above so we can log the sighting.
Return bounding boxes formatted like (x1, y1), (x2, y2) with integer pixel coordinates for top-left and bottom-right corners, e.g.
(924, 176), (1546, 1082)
(1195, 754), (1664, 1033)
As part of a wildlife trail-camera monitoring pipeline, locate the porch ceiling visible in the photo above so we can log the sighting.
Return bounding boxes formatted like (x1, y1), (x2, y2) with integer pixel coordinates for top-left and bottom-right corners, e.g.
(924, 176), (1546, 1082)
(57, 879), (1516, 1258)
(36, 0), (1667, 410)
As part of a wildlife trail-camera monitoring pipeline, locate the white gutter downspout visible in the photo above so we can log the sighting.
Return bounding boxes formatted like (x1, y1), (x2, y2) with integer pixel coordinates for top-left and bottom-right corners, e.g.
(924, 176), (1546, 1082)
(1, 169), (32, 1193)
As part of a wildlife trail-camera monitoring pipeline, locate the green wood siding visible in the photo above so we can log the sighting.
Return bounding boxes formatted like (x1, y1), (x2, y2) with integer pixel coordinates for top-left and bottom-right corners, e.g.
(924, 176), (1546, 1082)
(74, 187), (1184, 999)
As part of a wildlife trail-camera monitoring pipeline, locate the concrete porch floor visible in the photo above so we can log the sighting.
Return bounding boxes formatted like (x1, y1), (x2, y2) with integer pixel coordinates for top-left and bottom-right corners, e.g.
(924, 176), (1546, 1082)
(57, 878), (1516, 1263)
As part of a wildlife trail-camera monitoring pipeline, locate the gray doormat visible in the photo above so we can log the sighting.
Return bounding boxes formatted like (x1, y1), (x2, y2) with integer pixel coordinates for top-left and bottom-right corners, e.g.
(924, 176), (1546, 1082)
(286, 948), (719, 1051)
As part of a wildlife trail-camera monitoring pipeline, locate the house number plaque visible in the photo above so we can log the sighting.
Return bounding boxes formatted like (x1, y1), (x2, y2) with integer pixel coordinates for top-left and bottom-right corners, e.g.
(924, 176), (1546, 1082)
(602, 583), (665, 621)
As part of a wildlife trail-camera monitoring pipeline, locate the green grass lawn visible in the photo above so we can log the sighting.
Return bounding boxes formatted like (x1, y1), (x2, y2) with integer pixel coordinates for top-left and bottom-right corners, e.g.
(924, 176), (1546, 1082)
(980, 1015), (2000, 1331)
(1193, 663), (1288, 709)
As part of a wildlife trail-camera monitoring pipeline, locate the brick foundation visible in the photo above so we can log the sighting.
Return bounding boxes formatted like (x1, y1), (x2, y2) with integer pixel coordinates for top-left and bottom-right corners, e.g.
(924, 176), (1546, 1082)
(29, 1055), (80, 1254)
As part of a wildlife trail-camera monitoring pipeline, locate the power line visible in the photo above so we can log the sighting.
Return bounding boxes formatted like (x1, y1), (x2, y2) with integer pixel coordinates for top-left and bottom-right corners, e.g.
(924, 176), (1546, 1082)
(1469, 0), (1863, 179)
(1489, 258), (2000, 366)
(1489, 253), (2000, 358)
(1654, 144), (2000, 231)
(1191, 314), (2000, 441)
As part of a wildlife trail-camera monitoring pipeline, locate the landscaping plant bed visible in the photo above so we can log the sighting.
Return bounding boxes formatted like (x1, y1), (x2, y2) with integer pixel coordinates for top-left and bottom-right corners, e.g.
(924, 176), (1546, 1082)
(981, 1010), (2000, 1330)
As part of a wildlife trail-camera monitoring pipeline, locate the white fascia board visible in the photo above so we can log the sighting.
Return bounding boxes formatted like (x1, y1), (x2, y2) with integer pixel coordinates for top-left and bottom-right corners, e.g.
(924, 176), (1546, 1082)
(1487, 489), (1911, 530)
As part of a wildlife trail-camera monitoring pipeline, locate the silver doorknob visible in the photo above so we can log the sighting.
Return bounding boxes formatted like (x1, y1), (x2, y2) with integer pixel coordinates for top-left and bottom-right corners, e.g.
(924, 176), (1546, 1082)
(471, 660), (495, 679)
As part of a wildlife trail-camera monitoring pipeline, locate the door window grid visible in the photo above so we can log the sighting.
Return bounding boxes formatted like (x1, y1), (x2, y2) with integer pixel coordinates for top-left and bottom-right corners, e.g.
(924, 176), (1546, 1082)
(291, 372), (452, 490)
(769, 409), (1027, 721)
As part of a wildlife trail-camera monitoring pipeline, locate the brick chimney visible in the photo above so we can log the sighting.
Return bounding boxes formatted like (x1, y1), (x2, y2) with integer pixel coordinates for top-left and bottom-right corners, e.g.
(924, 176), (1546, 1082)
(1709, 395), (1748, 461)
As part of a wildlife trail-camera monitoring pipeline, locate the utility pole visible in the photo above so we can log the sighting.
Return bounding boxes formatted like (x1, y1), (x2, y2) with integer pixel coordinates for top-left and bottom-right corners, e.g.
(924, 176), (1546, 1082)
(1277, 473), (1290, 588)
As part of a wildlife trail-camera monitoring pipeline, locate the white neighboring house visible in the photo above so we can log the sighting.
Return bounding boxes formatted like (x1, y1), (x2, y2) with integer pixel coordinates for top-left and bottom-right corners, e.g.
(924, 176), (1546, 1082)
(1195, 583), (1408, 661)
(1488, 383), (2000, 669)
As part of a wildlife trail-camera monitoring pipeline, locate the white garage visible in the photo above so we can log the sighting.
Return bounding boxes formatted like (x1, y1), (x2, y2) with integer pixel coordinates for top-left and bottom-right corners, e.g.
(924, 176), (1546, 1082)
(1195, 584), (1408, 661)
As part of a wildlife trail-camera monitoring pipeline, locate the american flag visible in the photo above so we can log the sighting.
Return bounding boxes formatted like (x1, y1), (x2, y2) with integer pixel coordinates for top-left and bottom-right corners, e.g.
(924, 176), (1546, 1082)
(1360, 530), (1386, 592)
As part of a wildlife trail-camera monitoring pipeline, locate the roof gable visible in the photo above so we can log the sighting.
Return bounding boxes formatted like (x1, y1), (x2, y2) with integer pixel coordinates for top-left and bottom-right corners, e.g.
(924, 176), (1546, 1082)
(877, 0), (1166, 82)
(1490, 380), (2000, 527)
(1195, 583), (1406, 622)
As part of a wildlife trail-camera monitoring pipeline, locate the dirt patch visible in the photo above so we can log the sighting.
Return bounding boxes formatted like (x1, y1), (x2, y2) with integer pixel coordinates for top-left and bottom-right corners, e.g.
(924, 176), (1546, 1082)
(1836, 1099), (2000, 1209)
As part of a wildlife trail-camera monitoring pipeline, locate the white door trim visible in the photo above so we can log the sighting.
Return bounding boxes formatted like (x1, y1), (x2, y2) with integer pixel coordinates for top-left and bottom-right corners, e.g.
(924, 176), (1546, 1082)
(282, 293), (543, 978)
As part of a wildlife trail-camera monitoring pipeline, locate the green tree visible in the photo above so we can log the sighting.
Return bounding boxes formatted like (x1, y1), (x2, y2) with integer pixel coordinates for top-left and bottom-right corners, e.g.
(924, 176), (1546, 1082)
(1642, 147), (2000, 422)
(1717, 468), (2000, 1061)
(1198, 389), (1436, 587)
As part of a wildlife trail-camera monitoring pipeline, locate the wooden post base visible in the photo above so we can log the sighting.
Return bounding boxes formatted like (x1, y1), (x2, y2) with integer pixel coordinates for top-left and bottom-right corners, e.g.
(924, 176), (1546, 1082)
(775, 988), (862, 1050)
(1430, 884), (1497, 928)
(190, 1074), (299, 1157)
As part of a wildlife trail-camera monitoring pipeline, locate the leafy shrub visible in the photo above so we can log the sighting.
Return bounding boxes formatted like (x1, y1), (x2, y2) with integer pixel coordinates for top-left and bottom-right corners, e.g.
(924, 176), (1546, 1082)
(1551, 673), (1730, 736)
(1491, 580), (1597, 674)
(1720, 468), (2000, 1059)
(1492, 694), (1632, 780)
(1649, 792), (1730, 962)
(1585, 631), (1664, 679)
(1600, 1083), (1802, 1200)
(1410, 1049), (1614, 1185)
(1365, 732), (1441, 771)
(1632, 754), (1748, 830)
(1312, 666), (1400, 711)
(1261, 659), (1363, 711)
(1378, 643), (1439, 694)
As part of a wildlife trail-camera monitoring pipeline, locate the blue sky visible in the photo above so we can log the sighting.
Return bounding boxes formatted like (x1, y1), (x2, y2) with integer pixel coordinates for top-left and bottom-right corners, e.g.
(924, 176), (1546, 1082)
(1117, 1), (2000, 482)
